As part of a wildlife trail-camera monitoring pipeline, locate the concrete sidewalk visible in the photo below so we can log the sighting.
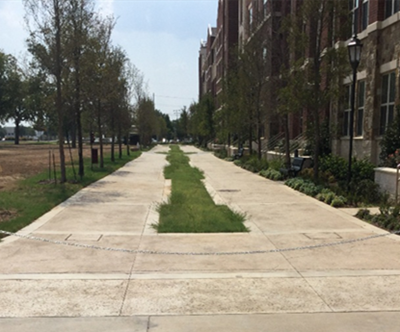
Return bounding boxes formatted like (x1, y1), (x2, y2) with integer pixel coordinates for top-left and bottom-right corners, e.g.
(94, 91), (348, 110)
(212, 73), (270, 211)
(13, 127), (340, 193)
(1, 145), (400, 331)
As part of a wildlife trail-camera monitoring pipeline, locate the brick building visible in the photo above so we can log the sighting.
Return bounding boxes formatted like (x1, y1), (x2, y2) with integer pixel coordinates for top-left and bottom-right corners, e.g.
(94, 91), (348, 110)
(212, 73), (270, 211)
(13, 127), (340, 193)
(332, 0), (400, 164)
(199, 0), (238, 107)
(200, 0), (400, 164)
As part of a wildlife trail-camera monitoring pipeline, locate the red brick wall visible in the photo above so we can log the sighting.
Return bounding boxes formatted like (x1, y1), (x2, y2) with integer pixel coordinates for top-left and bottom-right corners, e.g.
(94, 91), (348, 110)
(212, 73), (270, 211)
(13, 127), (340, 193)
(369, 0), (385, 23)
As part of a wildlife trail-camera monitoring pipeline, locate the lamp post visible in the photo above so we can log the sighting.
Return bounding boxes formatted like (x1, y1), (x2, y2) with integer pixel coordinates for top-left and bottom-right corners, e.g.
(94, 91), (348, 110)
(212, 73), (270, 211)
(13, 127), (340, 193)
(347, 35), (363, 191)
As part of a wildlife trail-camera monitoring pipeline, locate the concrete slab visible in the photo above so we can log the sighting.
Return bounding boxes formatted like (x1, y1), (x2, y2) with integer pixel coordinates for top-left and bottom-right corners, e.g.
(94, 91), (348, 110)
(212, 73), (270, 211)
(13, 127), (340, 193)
(148, 312), (400, 332)
(268, 232), (400, 271)
(0, 280), (128, 317)
(308, 275), (400, 311)
(0, 235), (139, 274)
(133, 234), (294, 273)
(0, 317), (149, 332)
(239, 202), (364, 234)
(35, 204), (148, 234)
(121, 278), (330, 315)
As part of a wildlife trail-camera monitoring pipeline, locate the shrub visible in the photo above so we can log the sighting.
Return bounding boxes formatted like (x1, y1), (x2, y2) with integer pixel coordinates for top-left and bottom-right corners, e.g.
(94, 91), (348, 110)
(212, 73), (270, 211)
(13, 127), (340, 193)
(349, 179), (381, 206)
(331, 196), (346, 208)
(240, 156), (269, 173)
(260, 168), (284, 181)
(379, 105), (400, 167)
(351, 159), (375, 182)
(323, 192), (336, 205)
(268, 159), (284, 171)
(214, 149), (228, 159)
(319, 154), (347, 182)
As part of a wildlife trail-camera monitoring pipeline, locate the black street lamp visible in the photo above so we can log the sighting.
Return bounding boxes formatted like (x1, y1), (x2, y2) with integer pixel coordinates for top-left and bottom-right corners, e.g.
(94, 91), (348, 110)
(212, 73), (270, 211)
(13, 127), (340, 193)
(347, 35), (363, 191)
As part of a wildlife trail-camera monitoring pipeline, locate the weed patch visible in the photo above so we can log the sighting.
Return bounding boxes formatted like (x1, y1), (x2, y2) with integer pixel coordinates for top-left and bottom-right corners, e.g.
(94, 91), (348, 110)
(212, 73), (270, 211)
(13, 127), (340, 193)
(155, 145), (247, 233)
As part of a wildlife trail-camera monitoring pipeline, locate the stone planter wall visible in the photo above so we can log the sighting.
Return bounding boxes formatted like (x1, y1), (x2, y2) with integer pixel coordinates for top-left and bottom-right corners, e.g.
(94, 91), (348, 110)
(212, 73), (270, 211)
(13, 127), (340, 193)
(374, 167), (399, 199)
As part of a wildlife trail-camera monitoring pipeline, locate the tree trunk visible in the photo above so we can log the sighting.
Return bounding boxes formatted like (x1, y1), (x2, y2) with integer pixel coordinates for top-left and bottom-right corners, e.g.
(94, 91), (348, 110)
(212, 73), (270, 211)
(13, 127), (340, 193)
(14, 118), (20, 145)
(71, 123), (77, 148)
(249, 126), (253, 155)
(55, 0), (66, 183)
(97, 101), (104, 168)
(284, 114), (291, 169)
(118, 126), (122, 159)
(257, 126), (262, 160)
(111, 133), (115, 162)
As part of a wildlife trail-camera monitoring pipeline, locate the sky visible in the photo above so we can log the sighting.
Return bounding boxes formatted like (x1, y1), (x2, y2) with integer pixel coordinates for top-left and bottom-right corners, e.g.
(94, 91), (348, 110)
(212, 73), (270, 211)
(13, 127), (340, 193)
(0, 0), (218, 124)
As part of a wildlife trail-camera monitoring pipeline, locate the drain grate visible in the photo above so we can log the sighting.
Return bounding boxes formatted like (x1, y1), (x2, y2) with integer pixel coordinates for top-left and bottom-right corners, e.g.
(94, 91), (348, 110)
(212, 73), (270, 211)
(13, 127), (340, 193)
(218, 189), (240, 193)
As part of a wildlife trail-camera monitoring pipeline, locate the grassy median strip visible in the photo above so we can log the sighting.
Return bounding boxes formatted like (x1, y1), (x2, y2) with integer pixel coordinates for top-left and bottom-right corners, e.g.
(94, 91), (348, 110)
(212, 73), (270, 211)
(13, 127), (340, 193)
(0, 151), (141, 237)
(155, 145), (247, 233)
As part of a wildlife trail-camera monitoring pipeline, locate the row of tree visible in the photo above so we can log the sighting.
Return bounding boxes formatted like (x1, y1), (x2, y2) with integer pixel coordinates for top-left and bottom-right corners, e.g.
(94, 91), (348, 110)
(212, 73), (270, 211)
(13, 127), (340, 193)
(176, 0), (352, 180)
(0, 0), (162, 183)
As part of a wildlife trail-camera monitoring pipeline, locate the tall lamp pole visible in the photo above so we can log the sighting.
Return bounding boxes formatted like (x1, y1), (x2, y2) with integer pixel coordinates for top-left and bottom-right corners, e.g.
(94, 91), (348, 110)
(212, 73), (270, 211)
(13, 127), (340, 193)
(347, 35), (363, 191)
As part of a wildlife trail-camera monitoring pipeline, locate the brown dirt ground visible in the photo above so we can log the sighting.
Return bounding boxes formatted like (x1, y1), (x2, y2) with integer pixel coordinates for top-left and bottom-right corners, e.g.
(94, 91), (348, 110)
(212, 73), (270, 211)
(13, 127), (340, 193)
(0, 143), (112, 191)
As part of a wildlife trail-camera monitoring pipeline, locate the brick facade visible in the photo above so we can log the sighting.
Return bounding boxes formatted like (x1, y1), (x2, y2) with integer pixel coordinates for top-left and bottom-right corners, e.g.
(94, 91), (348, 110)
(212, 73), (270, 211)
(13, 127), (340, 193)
(199, 0), (238, 106)
(333, 0), (400, 164)
(199, 0), (400, 165)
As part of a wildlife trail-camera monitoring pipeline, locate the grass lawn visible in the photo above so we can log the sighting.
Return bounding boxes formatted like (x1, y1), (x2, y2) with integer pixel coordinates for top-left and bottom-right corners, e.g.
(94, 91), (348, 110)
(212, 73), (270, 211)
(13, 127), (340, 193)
(0, 151), (141, 237)
(155, 145), (248, 233)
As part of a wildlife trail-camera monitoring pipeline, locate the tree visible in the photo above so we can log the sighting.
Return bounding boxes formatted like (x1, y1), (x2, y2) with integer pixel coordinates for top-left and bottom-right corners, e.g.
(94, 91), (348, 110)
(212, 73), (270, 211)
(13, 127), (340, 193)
(25, 0), (69, 182)
(0, 55), (40, 144)
(0, 51), (8, 121)
(81, 15), (115, 168)
(64, 0), (96, 177)
(135, 97), (156, 146)
(188, 94), (215, 147)
(279, 0), (349, 179)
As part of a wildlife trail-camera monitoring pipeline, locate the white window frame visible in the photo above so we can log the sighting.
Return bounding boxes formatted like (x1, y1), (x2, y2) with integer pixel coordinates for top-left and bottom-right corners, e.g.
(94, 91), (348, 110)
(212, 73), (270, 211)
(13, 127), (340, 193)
(249, 5), (253, 28)
(385, 0), (400, 19)
(350, 0), (359, 35)
(356, 80), (366, 137)
(343, 85), (352, 137)
(380, 72), (396, 135)
(361, 0), (369, 31)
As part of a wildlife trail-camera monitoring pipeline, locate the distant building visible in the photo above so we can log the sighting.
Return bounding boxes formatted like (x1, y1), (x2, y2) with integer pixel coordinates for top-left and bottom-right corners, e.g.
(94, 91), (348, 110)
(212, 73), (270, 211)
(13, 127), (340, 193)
(4, 127), (15, 138)
(199, 0), (239, 108)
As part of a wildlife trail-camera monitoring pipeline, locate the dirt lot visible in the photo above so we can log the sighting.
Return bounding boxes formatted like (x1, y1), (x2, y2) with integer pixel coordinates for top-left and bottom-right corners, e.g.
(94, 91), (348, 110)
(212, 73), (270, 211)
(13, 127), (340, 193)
(0, 143), (111, 191)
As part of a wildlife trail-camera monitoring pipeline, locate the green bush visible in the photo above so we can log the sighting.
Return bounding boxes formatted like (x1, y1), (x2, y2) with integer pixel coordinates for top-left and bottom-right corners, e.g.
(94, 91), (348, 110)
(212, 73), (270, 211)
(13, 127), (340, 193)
(351, 159), (375, 182)
(268, 159), (284, 171)
(238, 155), (269, 173)
(349, 179), (381, 206)
(214, 149), (228, 159)
(331, 196), (347, 208)
(319, 154), (347, 182)
(358, 205), (400, 232)
(286, 178), (349, 208)
(379, 105), (400, 167)
(260, 168), (283, 181)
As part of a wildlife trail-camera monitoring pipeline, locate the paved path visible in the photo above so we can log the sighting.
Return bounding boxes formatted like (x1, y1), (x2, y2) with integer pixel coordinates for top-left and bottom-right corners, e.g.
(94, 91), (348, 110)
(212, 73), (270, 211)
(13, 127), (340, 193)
(1, 145), (400, 331)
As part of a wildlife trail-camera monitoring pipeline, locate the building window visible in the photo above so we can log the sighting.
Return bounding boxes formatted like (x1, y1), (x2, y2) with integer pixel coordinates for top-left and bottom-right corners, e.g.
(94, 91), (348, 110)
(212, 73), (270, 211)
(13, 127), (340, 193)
(385, 0), (400, 19)
(263, 0), (268, 16)
(356, 81), (365, 136)
(249, 5), (253, 29)
(343, 85), (351, 136)
(361, 0), (369, 30)
(380, 72), (396, 135)
(350, 0), (359, 35)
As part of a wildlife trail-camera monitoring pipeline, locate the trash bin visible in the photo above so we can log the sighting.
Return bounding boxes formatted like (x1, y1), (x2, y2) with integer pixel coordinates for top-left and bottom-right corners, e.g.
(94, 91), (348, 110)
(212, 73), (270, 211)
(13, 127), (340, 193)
(91, 148), (98, 164)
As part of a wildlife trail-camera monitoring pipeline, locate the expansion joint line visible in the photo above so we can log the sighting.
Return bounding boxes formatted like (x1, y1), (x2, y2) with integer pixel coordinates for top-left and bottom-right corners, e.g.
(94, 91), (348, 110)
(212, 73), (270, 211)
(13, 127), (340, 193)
(0, 230), (399, 256)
